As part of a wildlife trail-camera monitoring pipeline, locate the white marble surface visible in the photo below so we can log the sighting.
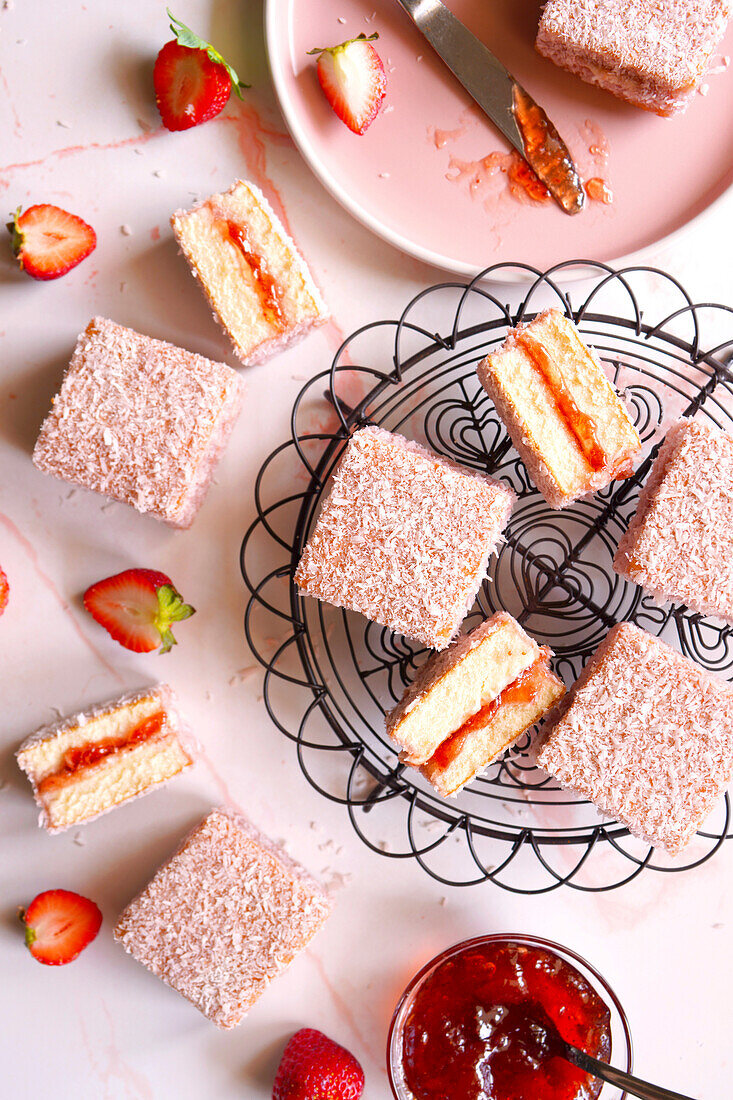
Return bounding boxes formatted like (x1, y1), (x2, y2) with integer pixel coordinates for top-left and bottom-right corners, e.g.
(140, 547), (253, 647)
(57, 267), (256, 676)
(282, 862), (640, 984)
(2, 2), (732, 1098)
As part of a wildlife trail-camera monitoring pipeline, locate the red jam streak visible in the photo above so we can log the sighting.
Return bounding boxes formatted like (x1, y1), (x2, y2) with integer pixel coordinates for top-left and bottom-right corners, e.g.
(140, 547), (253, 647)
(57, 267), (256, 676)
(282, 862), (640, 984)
(585, 177), (614, 205)
(429, 653), (550, 770)
(38, 712), (166, 795)
(226, 220), (285, 328)
(507, 153), (550, 203)
(400, 941), (611, 1100)
(511, 86), (584, 215)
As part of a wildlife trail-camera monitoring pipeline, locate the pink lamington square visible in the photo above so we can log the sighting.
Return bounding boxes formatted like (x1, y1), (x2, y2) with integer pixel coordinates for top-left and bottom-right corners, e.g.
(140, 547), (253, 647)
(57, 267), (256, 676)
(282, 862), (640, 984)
(537, 622), (733, 854)
(33, 317), (244, 528)
(114, 808), (333, 1028)
(294, 427), (516, 650)
(614, 419), (733, 623)
(536, 0), (731, 116)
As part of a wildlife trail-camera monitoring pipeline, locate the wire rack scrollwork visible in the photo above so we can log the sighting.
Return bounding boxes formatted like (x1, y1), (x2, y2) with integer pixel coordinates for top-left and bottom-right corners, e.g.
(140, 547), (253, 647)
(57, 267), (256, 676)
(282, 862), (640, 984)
(241, 261), (733, 893)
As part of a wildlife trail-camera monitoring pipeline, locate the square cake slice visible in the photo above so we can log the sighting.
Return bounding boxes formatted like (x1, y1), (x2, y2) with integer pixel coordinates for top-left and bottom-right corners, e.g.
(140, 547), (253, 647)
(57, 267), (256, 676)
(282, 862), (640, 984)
(114, 808), (333, 1028)
(420, 648), (565, 797)
(16, 685), (193, 832)
(387, 612), (544, 765)
(478, 309), (641, 509)
(614, 418), (733, 623)
(33, 318), (244, 528)
(172, 179), (329, 365)
(294, 427), (515, 650)
(537, 622), (733, 855)
(536, 0), (731, 117)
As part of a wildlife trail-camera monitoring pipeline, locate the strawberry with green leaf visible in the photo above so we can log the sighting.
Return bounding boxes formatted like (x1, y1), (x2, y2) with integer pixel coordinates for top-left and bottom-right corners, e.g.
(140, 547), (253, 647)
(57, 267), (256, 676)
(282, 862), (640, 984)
(83, 568), (195, 654)
(154, 9), (249, 131)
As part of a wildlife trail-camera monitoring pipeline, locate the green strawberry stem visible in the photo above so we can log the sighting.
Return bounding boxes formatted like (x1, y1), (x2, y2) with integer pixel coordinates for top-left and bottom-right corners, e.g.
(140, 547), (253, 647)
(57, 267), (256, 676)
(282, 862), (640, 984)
(167, 8), (250, 97)
(307, 32), (379, 56)
(6, 207), (24, 256)
(155, 583), (195, 654)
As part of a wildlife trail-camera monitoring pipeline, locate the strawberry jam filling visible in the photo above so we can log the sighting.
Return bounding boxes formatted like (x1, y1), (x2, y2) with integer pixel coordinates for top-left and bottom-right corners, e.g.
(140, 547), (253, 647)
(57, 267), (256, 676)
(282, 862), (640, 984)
(38, 711), (167, 795)
(226, 220), (285, 327)
(400, 940), (611, 1100)
(429, 653), (551, 770)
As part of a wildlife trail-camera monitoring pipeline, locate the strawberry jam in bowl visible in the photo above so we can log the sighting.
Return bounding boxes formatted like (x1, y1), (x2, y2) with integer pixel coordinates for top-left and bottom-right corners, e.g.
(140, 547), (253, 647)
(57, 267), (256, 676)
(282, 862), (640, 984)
(387, 934), (632, 1100)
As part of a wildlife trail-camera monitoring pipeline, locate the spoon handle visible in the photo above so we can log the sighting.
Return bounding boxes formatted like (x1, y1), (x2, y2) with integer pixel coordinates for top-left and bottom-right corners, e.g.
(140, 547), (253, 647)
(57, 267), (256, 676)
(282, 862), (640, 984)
(564, 1044), (699, 1100)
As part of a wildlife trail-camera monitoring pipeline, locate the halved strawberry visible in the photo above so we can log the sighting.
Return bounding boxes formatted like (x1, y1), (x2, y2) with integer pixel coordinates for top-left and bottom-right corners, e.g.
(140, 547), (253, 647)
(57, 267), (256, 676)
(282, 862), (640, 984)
(273, 1028), (365, 1100)
(154, 9), (249, 131)
(20, 889), (102, 966)
(308, 33), (387, 135)
(0, 566), (8, 616)
(7, 204), (96, 280)
(83, 568), (195, 654)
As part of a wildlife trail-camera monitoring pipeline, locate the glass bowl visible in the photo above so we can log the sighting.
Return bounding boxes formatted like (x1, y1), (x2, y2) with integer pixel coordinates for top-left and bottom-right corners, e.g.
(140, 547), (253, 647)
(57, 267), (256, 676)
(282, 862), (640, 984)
(387, 932), (633, 1100)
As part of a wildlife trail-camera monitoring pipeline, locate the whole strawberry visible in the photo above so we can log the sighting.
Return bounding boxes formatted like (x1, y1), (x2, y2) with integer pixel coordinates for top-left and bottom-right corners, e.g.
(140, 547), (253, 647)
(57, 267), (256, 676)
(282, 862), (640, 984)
(8, 204), (96, 280)
(20, 889), (102, 966)
(154, 8), (249, 131)
(272, 1028), (365, 1100)
(83, 568), (195, 654)
(0, 566), (8, 615)
(308, 33), (387, 135)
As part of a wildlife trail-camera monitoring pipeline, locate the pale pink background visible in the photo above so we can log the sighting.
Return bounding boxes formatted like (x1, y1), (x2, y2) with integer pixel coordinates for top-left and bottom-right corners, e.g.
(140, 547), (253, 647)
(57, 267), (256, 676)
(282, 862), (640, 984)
(1, 1), (732, 1098)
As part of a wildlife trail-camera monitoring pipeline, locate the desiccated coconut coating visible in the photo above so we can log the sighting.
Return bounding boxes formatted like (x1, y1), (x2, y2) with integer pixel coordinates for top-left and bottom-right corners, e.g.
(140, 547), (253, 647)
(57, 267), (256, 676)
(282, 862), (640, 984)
(32, 318), (244, 528)
(294, 427), (516, 650)
(114, 808), (333, 1029)
(614, 419), (733, 624)
(536, 0), (732, 116)
(537, 622), (733, 855)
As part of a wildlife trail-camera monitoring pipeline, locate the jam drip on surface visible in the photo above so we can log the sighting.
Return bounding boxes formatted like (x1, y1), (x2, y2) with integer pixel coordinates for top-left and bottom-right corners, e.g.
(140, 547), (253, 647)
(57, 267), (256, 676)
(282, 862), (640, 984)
(226, 220), (285, 328)
(511, 86), (584, 215)
(400, 941), (611, 1100)
(585, 178), (614, 205)
(38, 711), (167, 794)
(429, 652), (551, 770)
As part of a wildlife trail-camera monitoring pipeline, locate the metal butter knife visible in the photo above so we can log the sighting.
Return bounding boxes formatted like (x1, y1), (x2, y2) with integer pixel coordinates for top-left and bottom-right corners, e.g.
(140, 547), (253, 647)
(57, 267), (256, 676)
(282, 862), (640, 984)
(394, 0), (585, 214)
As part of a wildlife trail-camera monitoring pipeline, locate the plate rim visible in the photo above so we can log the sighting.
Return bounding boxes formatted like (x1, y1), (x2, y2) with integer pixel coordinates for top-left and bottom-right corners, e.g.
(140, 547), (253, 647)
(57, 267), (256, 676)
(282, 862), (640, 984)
(265, 0), (733, 284)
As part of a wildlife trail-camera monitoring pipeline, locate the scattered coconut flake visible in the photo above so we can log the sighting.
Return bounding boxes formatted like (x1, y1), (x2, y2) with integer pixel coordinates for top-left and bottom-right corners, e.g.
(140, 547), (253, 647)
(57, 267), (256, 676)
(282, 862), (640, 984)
(137, 117), (152, 133)
(439, 896), (446, 906)
(378, 171), (390, 179)
(120, 224), (133, 236)
(56, 119), (71, 129)
(153, 168), (166, 178)
(698, 83), (710, 95)
(416, 55), (423, 62)
(337, 15), (346, 23)
(383, 104), (394, 114)
(73, 831), (86, 847)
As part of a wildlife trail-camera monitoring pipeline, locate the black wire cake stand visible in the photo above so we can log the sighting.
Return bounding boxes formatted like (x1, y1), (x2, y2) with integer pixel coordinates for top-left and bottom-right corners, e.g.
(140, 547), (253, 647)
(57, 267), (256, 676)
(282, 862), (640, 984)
(240, 261), (733, 894)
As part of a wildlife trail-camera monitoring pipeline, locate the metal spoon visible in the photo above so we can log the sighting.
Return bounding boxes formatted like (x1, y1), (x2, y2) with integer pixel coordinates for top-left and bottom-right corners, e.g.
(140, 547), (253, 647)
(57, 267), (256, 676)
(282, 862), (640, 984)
(504, 1002), (699, 1100)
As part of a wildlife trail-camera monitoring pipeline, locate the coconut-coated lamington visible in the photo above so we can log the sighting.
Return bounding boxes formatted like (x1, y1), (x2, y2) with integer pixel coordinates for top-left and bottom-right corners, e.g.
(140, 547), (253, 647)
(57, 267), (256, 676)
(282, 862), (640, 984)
(16, 685), (193, 832)
(386, 611), (565, 795)
(536, 0), (731, 117)
(294, 427), (516, 650)
(32, 318), (244, 528)
(114, 808), (332, 1028)
(614, 419), (733, 623)
(172, 179), (329, 365)
(478, 309), (641, 509)
(537, 622), (733, 855)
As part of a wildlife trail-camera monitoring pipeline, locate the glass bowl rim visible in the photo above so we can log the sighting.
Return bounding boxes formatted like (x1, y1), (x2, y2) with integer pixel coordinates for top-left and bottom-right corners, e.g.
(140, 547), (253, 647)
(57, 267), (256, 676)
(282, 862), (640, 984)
(386, 931), (633, 1100)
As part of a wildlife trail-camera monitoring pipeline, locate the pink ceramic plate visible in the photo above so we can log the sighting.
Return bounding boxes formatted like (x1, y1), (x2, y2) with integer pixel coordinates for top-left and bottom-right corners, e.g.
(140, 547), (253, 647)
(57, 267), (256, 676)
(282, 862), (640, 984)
(266, 0), (733, 279)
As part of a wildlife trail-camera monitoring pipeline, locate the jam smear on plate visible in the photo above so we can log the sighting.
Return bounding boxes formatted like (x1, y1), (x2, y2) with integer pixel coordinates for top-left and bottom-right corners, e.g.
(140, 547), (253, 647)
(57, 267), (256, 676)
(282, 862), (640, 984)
(400, 940), (611, 1100)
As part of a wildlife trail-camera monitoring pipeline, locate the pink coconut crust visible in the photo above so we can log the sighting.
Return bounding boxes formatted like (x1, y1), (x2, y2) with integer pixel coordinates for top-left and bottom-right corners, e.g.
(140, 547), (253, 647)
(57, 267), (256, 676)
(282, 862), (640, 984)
(536, 0), (731, 116)
(294, 426), (515, 650)
(32, 318), (245, 528)
(614, 419), (733, 624)
(114, 808), (333, 1029)
(537, 622), (733, 854)
(16, 685), (193, 833)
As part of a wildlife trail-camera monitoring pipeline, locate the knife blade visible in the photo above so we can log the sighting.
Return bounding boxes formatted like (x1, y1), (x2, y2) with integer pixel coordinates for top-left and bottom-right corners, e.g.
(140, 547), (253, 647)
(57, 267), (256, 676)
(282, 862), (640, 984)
(394, 0), (584, 215)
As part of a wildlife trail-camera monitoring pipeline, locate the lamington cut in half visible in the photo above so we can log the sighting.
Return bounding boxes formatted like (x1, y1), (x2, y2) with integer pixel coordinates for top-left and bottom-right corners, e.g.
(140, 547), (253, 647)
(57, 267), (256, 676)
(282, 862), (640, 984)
(16, 685), (193, 833)
(114, 808), (332, 1028)
(614, 419), (733, 623)
(294, 427), (515, 650)
(536, 0), (731, 116)
(478, 309), (641, 509)
(537, 622), (733, 855)
(172, 179), (328, 365)
(386, 612), (564, 794)
(33, 318), (244, 528)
